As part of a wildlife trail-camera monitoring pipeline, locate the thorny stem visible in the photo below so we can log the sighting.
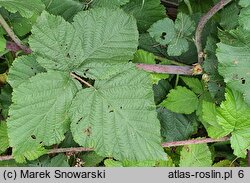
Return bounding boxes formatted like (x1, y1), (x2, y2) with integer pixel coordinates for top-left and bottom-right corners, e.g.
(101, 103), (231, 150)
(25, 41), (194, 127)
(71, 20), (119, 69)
(136, 64), (197, 75)
(0, 14), (31, 54)
(0, 137), (230, 161)
(195, 0), (232, 64)
(70, 73), (93, 87)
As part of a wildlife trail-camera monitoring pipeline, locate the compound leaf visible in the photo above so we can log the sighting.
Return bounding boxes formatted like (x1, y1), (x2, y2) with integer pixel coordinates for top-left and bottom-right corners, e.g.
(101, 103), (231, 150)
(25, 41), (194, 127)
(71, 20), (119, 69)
(70, 63), (165, 161)
(7, 70), (79, 162)
(148, 12), (195, 56)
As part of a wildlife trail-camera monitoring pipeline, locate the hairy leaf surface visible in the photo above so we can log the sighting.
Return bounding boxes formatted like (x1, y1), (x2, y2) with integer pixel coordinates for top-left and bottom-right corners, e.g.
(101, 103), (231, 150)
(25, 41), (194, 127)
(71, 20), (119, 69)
(29, 9), (138, 71)
(179, 143), (212, 167)
(8, 55), (46, 88)
(8, 71), (79, 162)
(70, 64), (165, 161)
(216, 29), (250, 106)
(161, 86), (199, 114)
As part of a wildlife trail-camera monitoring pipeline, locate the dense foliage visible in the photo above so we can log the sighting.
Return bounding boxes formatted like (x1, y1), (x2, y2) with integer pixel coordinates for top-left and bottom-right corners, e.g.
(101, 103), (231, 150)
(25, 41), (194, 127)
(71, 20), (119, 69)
(0, 0), (249, 167)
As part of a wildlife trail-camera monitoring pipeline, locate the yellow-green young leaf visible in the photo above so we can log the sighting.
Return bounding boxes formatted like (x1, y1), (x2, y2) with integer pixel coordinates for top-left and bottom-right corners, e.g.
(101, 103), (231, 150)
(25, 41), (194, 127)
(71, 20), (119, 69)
(216, 29), (250, 106)
(213, 160), (233, 167)
(133, 49), (156, 64)
(0, 0), (44, 18)
(0, 121), (9, 153)
(215, 88), (250, 157)
(7, 71), (79, 162)
(161, 86), (199, 114)
(70, 64), (166, 162)
(201, 101), (228, 138)
(29, 9), (138, 71)
(8, 55), (46, 88)
(104, 159), (123, 167)
(179, 143), (212, 167)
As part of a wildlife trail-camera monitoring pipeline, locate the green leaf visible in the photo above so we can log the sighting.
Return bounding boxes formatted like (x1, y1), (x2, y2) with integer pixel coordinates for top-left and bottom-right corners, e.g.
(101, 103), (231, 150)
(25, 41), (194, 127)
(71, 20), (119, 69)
(92, 0), (130, 8)
(239, 0), (250, 7)
(160, 86), (199, 114)
(201, 101), (228, 138)
(104, 159), (123, 167)
(219, 2), (239, 30)
(47, 154), (69, 167)
(7, 70), (79, 162)
(70, 64), (165, 161)
(148, 12), (195, 56)
(133, 49), (156, 64)
(216, 29), (250, 106)
(217, 89), (250, 134)
(123, 0), (165, 32)
(0, 84), (12, 119)
(29, 9), (138, 71)
(81, 152), (104, 167)
(0, 121), (9, 153)
(42, 0), (84, 21)
(203, 36), (225, 102)
(8, 55), (46, 88)
(231, 129), (250, 158)
(153, 79), (172, 105)
(157, 107), (195, 142)
(0, 0), (44, 18)
(216, 89), (250, 157)
(0, 34), (6, 52)
(213, 160), (233, 167)
(180, 76), (203, 94)
(179, 143), (212, 167)
(239, 6), (250, 31)
(148, 18), (176, 45)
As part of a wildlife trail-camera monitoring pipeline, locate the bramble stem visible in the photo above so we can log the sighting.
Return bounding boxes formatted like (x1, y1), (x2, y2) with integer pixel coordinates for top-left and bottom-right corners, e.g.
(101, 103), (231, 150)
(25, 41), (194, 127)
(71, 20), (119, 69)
(0, 14), (31, 54)
(136, 64), (196, 75)
(0, 137), (230, 161)
(195, 0), (232, 64)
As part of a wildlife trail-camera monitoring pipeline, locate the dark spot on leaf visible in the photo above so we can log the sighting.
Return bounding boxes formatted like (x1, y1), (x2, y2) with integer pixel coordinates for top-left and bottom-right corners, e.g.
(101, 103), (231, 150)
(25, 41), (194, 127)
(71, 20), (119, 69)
(108, 105), (110, 108)
(31, 67), (34, 70)
(39, 141), (43, 144)
(160, 32), (167, 40)
(77, 117), (83, 124)
(241, 78), (246, 84)
(66, 53), (70, 58)
(109, 110), (114, 113)
(34, 72), (37, 75)
(31, 135), (36, 139)
(55, 64), (58, 67)
(83, 73), (87, 76)
(84, 126), (92, 137)
(85, 69), (89, 72)
(120, 106), (123, 109)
